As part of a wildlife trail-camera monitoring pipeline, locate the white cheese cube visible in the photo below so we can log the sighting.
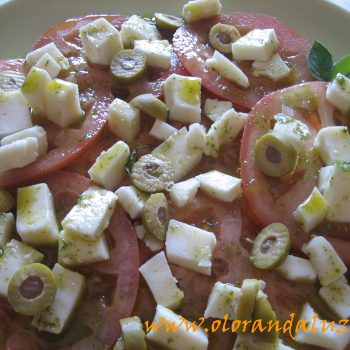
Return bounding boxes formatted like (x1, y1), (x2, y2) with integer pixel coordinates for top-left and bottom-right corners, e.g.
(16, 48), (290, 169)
(135, 224), (164, 251)
(120, 15), (161, 48)
(32, 263), (85, 334)
(252, 53), (290, 82)
(182, 0), (222, 23)
(293, 187), (328, 233)
(146, 305), (208, 350)
(35, 53), (61, 79)
(149, 119), (177, 141)
(205, 108), (246, 157)
(232, 29), (279, 62)
(0, 239), (44, 297)
(165, 219), (217, 275)
(134, 39), (172, 70)
(314, 126), (350, 165)
(139, 251), (184, 310)
(88, 141), (130, 191)
(168, 178), (200, 208)
(318, 165), (334, 193)
(61, 186), (117, 240)
(17, 183), (59, 246)
(302, 236), (347, 286)
(203, 98), (232, 122)
(108, 98), (140, 143)
(0, 212), (14, 246)
(163, 74), (201, 124)
(116, 185), (149, 219)
(59, 229), (110, 266)
(186, 123), (206, 151)
(152, 127), (203, 181)
(320, 276), (350, 319)
(204, 282), (240, 320)
(326, 74), (350, 113)
(0, 137), (38, 172)
(206, 50), (249, 88)
(276, 255), (317, 284)
(196, 170), (242, 202)
(1, 125), (48, 157)
(80, 18), (124, 66)
(0, 91), (32, 139)
(295, 303), (350, 350)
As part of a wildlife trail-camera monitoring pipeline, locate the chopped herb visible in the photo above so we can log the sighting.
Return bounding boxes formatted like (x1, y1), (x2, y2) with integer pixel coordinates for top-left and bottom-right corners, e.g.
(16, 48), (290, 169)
(124, 145), (139, 175)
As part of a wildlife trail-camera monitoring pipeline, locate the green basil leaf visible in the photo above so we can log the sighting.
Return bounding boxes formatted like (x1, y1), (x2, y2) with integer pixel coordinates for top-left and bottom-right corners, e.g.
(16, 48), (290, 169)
(332, 54), (350, 79)
(308, 40), (333, 81)
(124, 145), (139, 176)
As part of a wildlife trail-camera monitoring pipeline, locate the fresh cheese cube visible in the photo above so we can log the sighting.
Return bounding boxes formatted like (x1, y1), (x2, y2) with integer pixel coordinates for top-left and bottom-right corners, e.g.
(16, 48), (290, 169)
(205, 108), (246, 157)
(80, 18), (124, 65)
(163, 74), (201, 124)
(203, 98), (233, 122)
(0, 137), (39, 172)
(88, 141), (130, 191)
(196, 170), (242, 202)
(134, 39), (172, 70)
(204, 282), (240, 320)
(116, 185), (149, 219)
(318, 165), (334, 193)
(186, 123), (206, 151)
(295, 303), (350, 350)
(152, 127), (203, 181)
(276, 255), (317, 284)
(62, 186), (117, 240)
(149, 119), (177, 141)
(326, 73), (350, 113)
(165, 219), (217, 275)
(59, 229), (110, 266)
(17, 183), (59, 245)
(206, 50), (249, 88)
(314, 126), (350, 165)
(120, 15), (161, 48)
(139, 251), (184, 310)
(293, 187), (328, 233)
(146, 305), (208, 350)
(35, 53), (61, 79)
(1, 125), (48, 157)
(135, 224), (164, 251)
(232, 29), (279, 62)
(168, 178), (200, 208)
(182, 0), (222, 23)
(0, 239), (44, 297)
(108, 98), (140, 143)
(252, 53), (290, 81)
(0, 91), (32, 139)
(302, 236), (347, 286)
(0, 212), (14, 246)
(32, 263), (85, 334)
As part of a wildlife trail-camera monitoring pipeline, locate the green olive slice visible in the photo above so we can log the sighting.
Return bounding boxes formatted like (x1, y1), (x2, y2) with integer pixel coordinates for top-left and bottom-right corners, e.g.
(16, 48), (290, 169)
(129, 93), (168, 121)
(0, 70), (26, 92)
(209, 23), (241, 54)
(0, 189), (15, 212)
(120, 316), (147, 350)
(131, 154), (174, 193)
(154, 13), (184, 31)
(251, 223), (291, 270)
(111, 50), (147, 85)
(7, 263), (57, 316)
(142, 193), (169, 241)
(254, 133), (298, 177)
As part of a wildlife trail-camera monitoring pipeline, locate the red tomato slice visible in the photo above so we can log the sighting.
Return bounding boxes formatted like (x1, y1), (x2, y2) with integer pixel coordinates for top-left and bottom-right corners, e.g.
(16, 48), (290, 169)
(5, 329), (39, 350)
(173, 13), (314, 110)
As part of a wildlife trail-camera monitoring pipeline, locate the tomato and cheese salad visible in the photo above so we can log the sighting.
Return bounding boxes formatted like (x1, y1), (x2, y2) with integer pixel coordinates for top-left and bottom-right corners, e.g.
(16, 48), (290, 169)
(1, 0), (350, 349)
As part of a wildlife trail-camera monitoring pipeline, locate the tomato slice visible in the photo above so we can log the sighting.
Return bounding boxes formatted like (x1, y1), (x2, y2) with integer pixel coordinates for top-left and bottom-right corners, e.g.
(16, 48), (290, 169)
(173, 13), (314, 110)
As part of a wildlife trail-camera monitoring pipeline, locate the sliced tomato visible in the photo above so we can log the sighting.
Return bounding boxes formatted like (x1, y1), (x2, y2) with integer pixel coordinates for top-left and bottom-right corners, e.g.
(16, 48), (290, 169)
(173, 13), (314, 110)
(5, 329), (39, 350)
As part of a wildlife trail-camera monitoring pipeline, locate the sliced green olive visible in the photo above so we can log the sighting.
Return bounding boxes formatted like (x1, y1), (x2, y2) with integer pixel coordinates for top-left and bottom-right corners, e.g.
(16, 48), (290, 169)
(120, 316), (147, 350)
(142, 193), (169, 241)
(251, 223), (291, 270)
(0, 70), (26, 92)
(111, 50), (147, 85)
(129, 93), (168, 121)
(209, 23), (241, 54)
(8, 263), (57, 316)
(254, 133), (298, 177)
(0, 189), (15, 212)
(154, 13), (184, 31)
(131, 154), (174, 193)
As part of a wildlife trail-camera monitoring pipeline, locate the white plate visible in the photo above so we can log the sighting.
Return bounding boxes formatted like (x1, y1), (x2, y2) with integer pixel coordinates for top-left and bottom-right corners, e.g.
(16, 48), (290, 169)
(0, 0), (349, 60)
